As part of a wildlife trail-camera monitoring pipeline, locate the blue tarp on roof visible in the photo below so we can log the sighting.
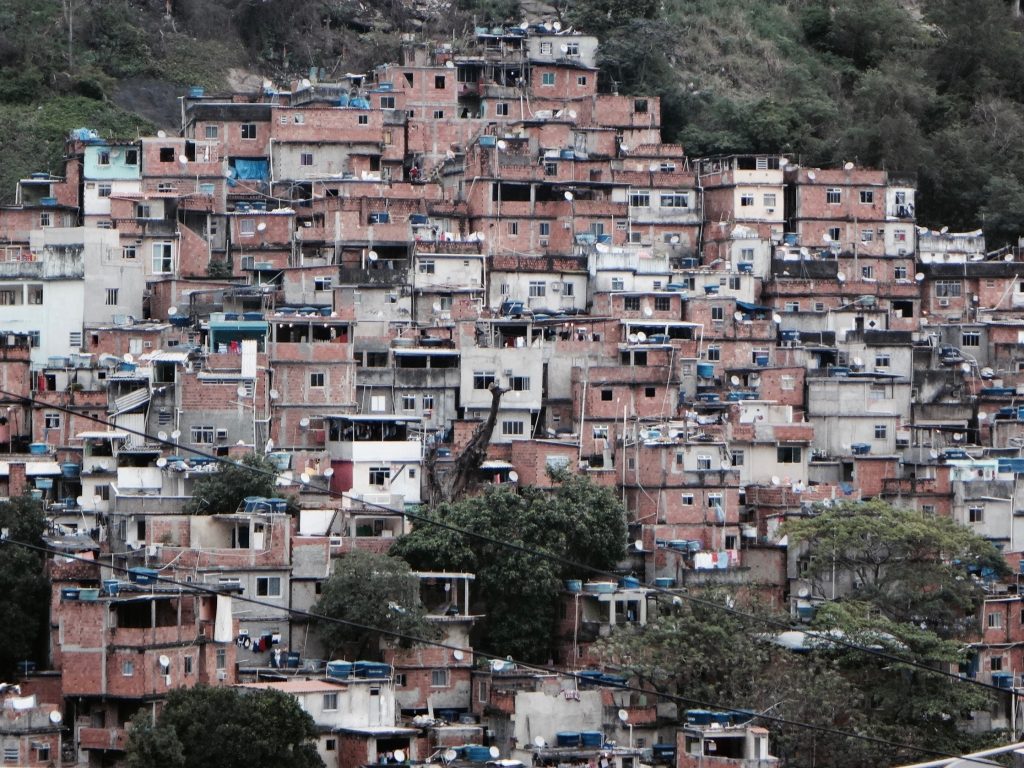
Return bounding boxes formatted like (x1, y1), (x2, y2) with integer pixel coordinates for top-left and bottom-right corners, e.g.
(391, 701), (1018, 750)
(736, 301), (772, 313)
(233, 159), (269, 181)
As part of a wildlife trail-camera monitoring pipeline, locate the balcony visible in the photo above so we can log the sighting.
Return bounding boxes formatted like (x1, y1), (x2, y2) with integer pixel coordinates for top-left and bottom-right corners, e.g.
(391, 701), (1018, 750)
(77, 727), (127, 752)
(337, 265), (409, 287)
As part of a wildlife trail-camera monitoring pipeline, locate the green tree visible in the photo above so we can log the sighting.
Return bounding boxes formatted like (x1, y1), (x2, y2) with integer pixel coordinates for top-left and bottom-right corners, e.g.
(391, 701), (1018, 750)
(183, 452), (280, 515)
(127, 686), (322, 768)
(313, 549), (438, 659)
(392, 471), (626, 662)
(784, 500), (1007, 635)
(0, 497), (51, 678)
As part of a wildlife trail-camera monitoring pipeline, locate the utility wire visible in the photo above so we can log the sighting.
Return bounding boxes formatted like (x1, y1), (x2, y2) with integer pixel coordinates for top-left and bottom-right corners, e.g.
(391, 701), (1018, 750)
(0, 535), (992, 764)
(0, 386), (1008, 696)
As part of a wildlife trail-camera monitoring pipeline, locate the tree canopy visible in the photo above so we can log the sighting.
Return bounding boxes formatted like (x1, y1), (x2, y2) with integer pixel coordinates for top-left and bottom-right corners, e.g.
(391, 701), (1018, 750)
(126, 686), (323, 768)
(0, 497), (51, 679)
(392, 471), (626, 662)
(183, 452), (280, 515)
(312, 549), (438, 659)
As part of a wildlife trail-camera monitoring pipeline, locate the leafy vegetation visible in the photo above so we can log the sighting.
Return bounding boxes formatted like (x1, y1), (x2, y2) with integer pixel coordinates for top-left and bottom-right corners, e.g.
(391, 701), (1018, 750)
(183, 452), (280, 515)
(392, 471), (626, 662)
(126, 686), (323, 768)
(0, 497), (51, 679)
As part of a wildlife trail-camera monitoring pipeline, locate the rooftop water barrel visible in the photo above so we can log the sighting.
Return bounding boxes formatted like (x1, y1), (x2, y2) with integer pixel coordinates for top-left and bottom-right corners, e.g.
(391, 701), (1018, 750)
(326, 660), (352, 679)
(103, 580), (120, 596)
(189, 86), (205, 98)
(60, 462), (80, 478)
(479, 135), (497, 148)
(654, 577), (675, 588)
(619, 576), (640, 589)
(696, 363), (714, 378)
(128, 567), (158, 585)
(28, 443), (47, 454)
(783, 233), (798, 246)
(754, 352), (769, 366)
(580, 731), (603, 747)
(685, 709), (713, 725)
(465, 746), (493, 762)
(78, 588), (99, 602)
(556, 732), (581, 747)
(565, 579), (583, 593)
(60, 588), (80, 601)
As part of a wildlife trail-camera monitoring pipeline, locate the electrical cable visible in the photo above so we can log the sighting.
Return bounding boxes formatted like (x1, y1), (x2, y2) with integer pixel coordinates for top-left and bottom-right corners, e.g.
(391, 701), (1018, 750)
(0, 535), (992, 764)
(0, 386), (1009, 696)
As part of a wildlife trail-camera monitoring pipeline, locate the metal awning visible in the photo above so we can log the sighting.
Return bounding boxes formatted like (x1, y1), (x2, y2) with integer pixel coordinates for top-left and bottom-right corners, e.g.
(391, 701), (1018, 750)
(110, 388), (150, 416)
(77, 431), (130, 440)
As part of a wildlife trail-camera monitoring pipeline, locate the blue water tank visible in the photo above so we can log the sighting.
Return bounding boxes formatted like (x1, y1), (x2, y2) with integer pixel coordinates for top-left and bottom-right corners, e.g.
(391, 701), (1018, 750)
(556, 732), (581, 747)
(565, 579), (583, 593)
(619, 576), (640, 589)
(696, 363), (714, 378)
(580, 731), (603, 747)
(326, 660), (352, 679)
(465, 746), (493, 762)
(685, 709), (713, 725)
(654, 577), (675, 588)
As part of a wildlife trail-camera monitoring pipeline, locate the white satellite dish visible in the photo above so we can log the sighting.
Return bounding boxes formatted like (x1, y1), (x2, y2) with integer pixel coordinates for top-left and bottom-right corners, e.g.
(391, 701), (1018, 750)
(649, 162), (660, 172)
(171, 430), (181, 440)
(618, 708), (629, 722)
(670, 235), (680, 244)
(49, 710), (62, 725)
(453, 649), (465, 661)
(807, 170), (816, 180)
(299, 417), (311, 428)
(156, 457), (168, 468)
(157, 130), (167, 138)
(432, 301), (443, 312)
(852, 357), (863, 367)
(929, 449), (939, 459)
(560, 43), (570, 53)
(300, 472), (311, 484)
(178, 155), (189, 165)
(394, 750), (406, 763)
(269, 389), (280, 400)
(553, 20), (562, 30)
(771, 475), (781, 486)
(772, 313), (783, 324)
(489, 747), (501, 759)
(533, 737), (546, 749)
(324, 467), (334, 478)
(508, 470), (519, 483)
(979, 412), (988, 421)
(915, 272), (925, 282)
(1006, 253), (1015, 262)
(634, 539), (644, 551)
(76, 496), (86, 507)
(953, 433), (964, 442)
(564, 191), (574, 201)
(734, 311), (744, 322)
(643, 306), (653, 317)
(496, 139), (508, 151)
(367, 250), (378, 261)
(797, 586), (810, 598)
(836, 272), (846, 282)
(636, 331), (647, 342)
(843, 161), (854, 170)
(257, 222), (267, 232)
(158, 430), (169, 442)
(445, 60), (455, 68)
(619, 144), (630, 153)
(444, 750), (459, 762)
(730, 375), (740, 386)
(300, 78), (311, 89)
(237, 385), (248, 398)
(821, 233), (832, 243)
(627, 333), (638, 344)
(721, 459), (731, 470)
(158, 655), (171, 670)
(961, 363), (972, 374)
(168, 306), (178, 316)
(568, 109), (578, 120)
(940, 225), (949, 234)
(123, 353), (134, 363)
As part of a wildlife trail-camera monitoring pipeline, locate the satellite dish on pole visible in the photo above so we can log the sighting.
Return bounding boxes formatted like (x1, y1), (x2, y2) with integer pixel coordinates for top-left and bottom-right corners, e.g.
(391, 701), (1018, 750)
(453, 649), (465, 661)
(323, 467), (334, 478)
(168, 306), (178, 316)
(394, 750), (406, 763)
(836, 272), (846, 283)
(156, 457), (168, 468)
(771, 475), (781, 486)
(444, 750), (459, 762)
(772, 313), (783, 324)
(257, 222), (267, 232)
(634, 539), (644, 551)
(49, 711), (62, 725)
(618, 708), (629, 723)
(158, 655), (171, 670)
(843, 161), (854, 170)
(171, 430), (181, 441)
(123, 353), (134, 363)
(533, 737), (546, 748)
(178, 155), (189, 165)
(496, 139), (508, 151)
(643, 306), (653, 317)
(734, 311), (744, 322)
(564, 191), (574, 201)
(367, 250), (378, 262)
(158, 431), (169, 442)
(300, 472), (311, 484)
(508, 470), (519, 483)
(636, 331), (647, 342)
(237, 385), (248, 398)
(489, 747), (500, 759)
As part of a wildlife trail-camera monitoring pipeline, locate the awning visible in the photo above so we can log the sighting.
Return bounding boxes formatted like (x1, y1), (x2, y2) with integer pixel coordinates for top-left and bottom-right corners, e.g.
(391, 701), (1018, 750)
(143, 351), (190, 363)
(480, 460), (515, 470)
(736, 300), (772, 313)
(77, 431), (129, 440)
(110, 388), (150, 416)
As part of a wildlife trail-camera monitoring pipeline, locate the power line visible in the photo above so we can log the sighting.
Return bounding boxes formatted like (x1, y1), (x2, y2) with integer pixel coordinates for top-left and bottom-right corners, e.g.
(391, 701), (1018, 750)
(0, 386), (1007, 696)
(0, 534), (986, 764)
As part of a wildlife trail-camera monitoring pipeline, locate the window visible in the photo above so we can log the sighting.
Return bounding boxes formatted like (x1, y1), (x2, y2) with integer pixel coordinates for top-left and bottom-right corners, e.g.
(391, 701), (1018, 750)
(869, 384), (887, 400)
(44, 412), (60, 429)
(203, 124), (219, 139)
(34, 745), (49, 762)
(152, 242), (173, 273)
(659, 192), (689, 208)
(258, 581), (282, 602)
(502, 420), (525, 436)
(539, 221), (551, 236)
(541, 72), (555, 86)
(544, 161), (557, 176)
(894, 265), (907, 280)
(577, 75), (587, 85)
(565, 42), (580, 55)
(697, 455), (712, 470)
(731, 450), (745, 467)
(711, 306), (724, 321)
(655, 296), (671, 311)
(418, 259), (435, 274)
(644, 386), (656, 398)
(69, 330), (82, 347)
(422, 394), (435, 411)
(894, 229), (907, 242)
(97, 183), (112, 198)
(507, 220), (519, 236)
(681, 493), (694, 505)
(325, 740), (336, 752)
(431, 669), (450, 687)
(473, 371), (496, 389)
(184, 656), (193, 675)
(781, 375), (795, 391)
(136, 203), (154, 219)
(214, 648), (226, 670)
(875, 354), (891, 369)
(300, 152), (314, 166)
(241, 123), (257, 139)
(611, 278), (625, 291)
(828, 226), (841, 242)
(874, 424), (887, 439)
(122, 660), (134, 677)
(309, 372), (325, 388)
(935, 280), (962, 297)
(785, 301), (799, 312)
(358, 114), (369, 125)
(323, 692), (338, 710)
(239, 219), (256, 238)
(540, 41), (553, 55)
(27, 285), (42, 304)
(434, 75), (446, 89)
(969, 506), (985, 523)
(509, 375), (530, 391)
(740, 193), (754, 207)
(380, 96), (396, 109)
(962, 331), (981, 347)
(39, 212), (51, 227)
(191, 425), (215, 444)
(763, 193), (777, 207)
(861, 229), (873, 242)
(633, 98), (648, 113)
(706, 346), (721, 361)
(777, 446), (802, 463)
(826, 188), (841, 204)
(529, 281), (546, 298)
(401, 395), (416, 411)
(988, 612), (1003, 629)
(624, 296), (641, 311)
(314, 276), (332, 291)
(629, 190), (650, 207)
(601, 389), (613, 401)
(433, 109), (445, 120)
(123, 245), (137, 260)
(857, 189), (874, 204)
(106, 288), (119, 305)
(991, 656), (1004, 671)
(861, 265), (873, 279)
(496, 102), (509, 116)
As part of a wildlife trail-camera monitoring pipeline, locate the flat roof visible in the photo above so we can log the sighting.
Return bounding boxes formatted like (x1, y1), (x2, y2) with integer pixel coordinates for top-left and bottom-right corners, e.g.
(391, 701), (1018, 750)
(240, 679), (349, 694)
(323, 415), (421, 422)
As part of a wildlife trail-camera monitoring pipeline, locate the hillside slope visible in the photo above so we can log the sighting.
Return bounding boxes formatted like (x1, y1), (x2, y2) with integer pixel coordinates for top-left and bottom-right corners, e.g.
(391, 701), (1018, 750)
(2, 0), (1023, 245)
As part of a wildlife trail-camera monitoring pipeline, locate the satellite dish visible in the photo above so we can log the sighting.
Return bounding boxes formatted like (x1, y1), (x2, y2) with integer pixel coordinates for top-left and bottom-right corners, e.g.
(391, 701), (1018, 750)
(914, 272), (925, 282)
(721, 459), (731, 470)
(940, 226), (949, 234)
(300, 78), (312, 89)
(836, 272), (846, 282)
(489, 747), (500, 759)
(843, 161), (854, 170)
(394, 750), (406, 763)
(168, 306), (178, 316)
(627, 333), (638, 344)
(444, 750), (459, 762)
(432, 301), (443, 312)
(852, 357), (863, 367)
(269, 389), (280, 400)
(564, 191), (574, 201)
(821, 233), (832, 243)
(367, 250), (378, 261)
(123, 353), (134, 363)
(807, 170), (816, 180)
(730, 375), (740, 386)
(771, 475), (781, 486)
(649, 162), (660, 172)
(961, 363), (972, 374)
(560, 43), (570, 53)
(171, 430), (181, 440)
(257, 222), (267, 232)
(158, 431), (169, 442)
(323, 467), (334, 478)
(568, 109), (578, 120)
(445, 60), (455, 68)
(49, 710), (62, 725)
(618, 708), (629, 722)
(797, 586), (810, 598)
(76, 496), (86, 506)
(533, 737), (546, 749)
(508, 470), (519, 483)
(237, 385), (248, 398)
(929, 449), (939, 459)
(978, 411), (988, 421)
(156, 457), (168, 468)
(496, 139), (508, 151)
(453, 649), (465, 661)
(636, 331), (647, 342)
(299, 417), (311, 428)
(178, 155), (189, 165)
(953, 433), (964, 442)
(157, 130), (167, 138)
(158, 655), (171, 669)
(734, 311), (744, 322)
(619, 144), (630, 153)
(643, 306), (653, 317)
(300, 472), (311, 484)
(634, 539), (644, 551)
(1005, 253), (1015, 262)
(772, 313), (783, 324)
(553, 20), (562, 30)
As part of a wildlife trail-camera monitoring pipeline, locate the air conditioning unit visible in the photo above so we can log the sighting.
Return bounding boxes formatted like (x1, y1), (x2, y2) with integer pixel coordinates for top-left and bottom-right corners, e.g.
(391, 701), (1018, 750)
(329, 536), (343, 547)
(540, 239), (549, 247)
(550, 281), (562, 292)
(938, 298), (950, 307)
(216, 670), (227, 681)
(216, 428), (228, 441)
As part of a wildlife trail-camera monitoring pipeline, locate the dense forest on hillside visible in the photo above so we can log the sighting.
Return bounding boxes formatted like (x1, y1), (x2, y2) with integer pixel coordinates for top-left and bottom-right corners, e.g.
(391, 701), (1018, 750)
(3, 0), (1024, 244)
